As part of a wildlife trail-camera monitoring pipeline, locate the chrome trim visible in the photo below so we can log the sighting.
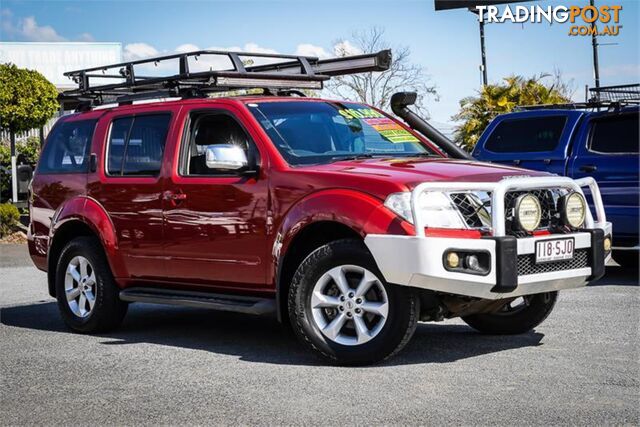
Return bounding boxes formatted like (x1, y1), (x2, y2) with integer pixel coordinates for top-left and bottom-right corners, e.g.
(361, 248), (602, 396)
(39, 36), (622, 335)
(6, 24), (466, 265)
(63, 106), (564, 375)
(410, 176), (607, 237)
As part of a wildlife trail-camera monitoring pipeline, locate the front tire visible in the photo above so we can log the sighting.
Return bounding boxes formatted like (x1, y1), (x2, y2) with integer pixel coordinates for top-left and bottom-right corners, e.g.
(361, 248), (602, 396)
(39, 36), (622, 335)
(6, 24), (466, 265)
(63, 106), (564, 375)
(55, 236), (128, 333)
(288, 239), (419, 365)
(461, 292), (558, 335)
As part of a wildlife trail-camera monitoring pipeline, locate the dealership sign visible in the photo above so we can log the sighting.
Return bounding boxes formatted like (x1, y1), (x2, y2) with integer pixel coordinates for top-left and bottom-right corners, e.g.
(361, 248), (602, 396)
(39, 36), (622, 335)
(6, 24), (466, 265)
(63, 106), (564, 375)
(475, 4), (623, 36)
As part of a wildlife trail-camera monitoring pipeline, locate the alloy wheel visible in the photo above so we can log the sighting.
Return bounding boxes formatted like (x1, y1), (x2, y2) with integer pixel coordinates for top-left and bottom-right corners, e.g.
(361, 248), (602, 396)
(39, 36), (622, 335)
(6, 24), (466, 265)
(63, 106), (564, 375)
(310, 265), (389, 346)
(64, 255), (97, 318)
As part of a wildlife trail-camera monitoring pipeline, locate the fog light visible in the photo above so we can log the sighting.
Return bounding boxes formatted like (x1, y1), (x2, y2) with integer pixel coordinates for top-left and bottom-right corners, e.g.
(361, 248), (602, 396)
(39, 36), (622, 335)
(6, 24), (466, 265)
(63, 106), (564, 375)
(466, 254), (481, 271)
(446, 252), (460, 268)
(604, 236), (611, 251)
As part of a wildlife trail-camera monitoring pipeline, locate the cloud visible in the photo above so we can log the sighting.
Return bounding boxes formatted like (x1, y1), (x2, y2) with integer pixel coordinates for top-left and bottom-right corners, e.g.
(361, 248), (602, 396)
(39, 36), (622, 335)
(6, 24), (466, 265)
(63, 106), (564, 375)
(118, 41), (344, 78)
(333, 40), (362, 56)
(123, 42), (160, 61)
(175, 43), (200, 53)
(78, 32), (94, 42)
(0, 9), (93, 42)
(19, 16), (66, 42)
(295, 43), (331, 59)
(122, 42), (294, 75)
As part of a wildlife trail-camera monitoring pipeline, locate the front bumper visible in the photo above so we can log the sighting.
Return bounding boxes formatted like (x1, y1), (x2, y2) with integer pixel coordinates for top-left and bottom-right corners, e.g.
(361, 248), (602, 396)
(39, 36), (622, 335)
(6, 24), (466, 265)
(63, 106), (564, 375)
(365, 223), (611, 299)
(365, 176), (612, 299)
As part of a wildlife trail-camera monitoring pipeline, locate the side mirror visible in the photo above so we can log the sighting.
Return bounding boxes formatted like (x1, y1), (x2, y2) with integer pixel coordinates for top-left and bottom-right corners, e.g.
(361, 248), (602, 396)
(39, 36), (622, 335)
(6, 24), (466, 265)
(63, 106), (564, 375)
(205, 144), (249, 171)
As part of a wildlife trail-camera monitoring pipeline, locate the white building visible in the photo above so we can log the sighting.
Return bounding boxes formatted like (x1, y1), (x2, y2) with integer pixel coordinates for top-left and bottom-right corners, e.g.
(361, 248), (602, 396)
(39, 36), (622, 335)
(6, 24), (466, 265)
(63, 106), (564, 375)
(0, 42), (122, 90)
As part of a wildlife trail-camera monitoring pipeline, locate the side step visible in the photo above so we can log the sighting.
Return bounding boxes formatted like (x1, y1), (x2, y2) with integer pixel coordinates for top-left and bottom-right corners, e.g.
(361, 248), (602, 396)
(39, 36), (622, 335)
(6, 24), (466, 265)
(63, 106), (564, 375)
(119, 287), (276, 316)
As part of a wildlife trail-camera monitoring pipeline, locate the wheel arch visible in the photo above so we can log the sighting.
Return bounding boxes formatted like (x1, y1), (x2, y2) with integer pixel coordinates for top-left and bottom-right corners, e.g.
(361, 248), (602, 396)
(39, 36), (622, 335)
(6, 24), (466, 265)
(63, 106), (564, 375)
(48, 197), (124, 297)
(273, 188), (412, 323)
(275, 220), (362, 323)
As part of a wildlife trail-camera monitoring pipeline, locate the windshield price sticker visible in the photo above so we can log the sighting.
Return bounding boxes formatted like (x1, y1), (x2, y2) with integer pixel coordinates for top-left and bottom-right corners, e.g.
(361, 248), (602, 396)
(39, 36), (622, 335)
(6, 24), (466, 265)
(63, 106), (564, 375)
(338, 109), (420, 144)
(365, 118), (420, 144)
(338, 108), (385, 119)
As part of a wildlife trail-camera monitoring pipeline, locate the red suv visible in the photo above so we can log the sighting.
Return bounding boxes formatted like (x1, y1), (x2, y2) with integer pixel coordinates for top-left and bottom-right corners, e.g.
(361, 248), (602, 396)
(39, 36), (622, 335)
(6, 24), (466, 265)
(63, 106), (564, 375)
(28, 49), (611, 365)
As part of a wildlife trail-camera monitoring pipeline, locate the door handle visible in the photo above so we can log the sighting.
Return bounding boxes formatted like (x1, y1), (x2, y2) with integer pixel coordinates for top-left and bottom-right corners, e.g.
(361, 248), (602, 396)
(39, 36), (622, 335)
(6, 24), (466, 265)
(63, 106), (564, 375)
(163, 191), (187, 205)
(579, 165), (597, 173)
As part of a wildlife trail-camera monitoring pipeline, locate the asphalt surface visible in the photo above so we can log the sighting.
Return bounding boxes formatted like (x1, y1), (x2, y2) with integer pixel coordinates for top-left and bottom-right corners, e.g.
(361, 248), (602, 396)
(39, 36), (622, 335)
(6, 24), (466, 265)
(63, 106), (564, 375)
(1, 243), (638, 425)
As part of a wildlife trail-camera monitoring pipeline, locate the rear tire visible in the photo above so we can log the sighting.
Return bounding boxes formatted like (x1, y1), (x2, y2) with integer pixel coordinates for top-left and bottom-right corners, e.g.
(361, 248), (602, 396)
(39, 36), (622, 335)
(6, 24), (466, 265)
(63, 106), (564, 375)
(613, 250), (639, 270)
(288, 239), (419, 366)
(461, 292), (557, 335)
(55, 236), (128, 333)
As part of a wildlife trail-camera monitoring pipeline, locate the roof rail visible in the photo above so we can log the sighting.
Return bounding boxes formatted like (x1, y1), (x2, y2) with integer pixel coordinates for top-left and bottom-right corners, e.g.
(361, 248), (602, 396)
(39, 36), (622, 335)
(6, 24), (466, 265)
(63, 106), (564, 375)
(515, 99), (639, 112)
(59, 49), (392, 108)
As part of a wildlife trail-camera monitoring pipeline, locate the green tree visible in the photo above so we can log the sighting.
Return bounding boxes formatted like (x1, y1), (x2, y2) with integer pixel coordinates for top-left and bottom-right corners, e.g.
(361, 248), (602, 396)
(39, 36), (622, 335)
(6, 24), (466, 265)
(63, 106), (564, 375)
(0, 63), (58, 201)
(452, 74), (572, 151)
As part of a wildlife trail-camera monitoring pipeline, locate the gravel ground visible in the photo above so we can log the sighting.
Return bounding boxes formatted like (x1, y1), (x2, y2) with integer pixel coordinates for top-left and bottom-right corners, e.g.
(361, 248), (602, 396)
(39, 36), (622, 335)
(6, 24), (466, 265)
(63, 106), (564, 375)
(1, 243), (638, 425)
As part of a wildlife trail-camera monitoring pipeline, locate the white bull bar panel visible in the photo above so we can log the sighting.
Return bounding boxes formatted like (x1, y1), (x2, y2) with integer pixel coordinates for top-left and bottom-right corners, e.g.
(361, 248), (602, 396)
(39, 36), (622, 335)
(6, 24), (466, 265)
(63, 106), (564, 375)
(411, 176), (607, 237)
(365, 176), (611, 299)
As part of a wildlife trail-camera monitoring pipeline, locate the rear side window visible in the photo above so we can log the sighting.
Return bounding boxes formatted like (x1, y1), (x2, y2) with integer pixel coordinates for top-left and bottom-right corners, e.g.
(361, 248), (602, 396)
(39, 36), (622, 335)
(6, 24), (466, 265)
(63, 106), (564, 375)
(484, 116), (567, 153)
(106, 114), (171, 176)
(38, 119), (96, 173)
(589, 114), (639, 154)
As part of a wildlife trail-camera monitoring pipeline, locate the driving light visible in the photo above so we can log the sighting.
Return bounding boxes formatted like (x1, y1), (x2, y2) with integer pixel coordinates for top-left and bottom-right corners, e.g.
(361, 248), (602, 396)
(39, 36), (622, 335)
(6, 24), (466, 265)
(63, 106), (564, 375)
(515, 194), (542, 232)
(446, 252), (460, 268)
(384, 191), (467, 229)
(604, 236), (611, 252)
(562, 192), (587, 229)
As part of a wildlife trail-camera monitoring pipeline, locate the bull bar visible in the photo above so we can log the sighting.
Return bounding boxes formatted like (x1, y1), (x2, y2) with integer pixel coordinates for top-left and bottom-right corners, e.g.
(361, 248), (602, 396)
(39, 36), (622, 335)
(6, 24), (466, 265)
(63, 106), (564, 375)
(364, 176), (612, 299)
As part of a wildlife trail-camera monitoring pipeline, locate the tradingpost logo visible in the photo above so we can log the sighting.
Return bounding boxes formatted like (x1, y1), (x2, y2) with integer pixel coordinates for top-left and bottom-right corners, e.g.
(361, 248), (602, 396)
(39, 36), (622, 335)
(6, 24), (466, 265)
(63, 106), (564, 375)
(475, 4), (623, 36)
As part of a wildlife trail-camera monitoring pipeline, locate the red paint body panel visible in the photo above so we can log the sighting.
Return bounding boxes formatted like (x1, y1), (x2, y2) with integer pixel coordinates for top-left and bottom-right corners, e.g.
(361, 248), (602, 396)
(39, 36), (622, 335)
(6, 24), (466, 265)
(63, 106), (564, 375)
(162, 103), (271, 290)
(28, 96), (546, 294)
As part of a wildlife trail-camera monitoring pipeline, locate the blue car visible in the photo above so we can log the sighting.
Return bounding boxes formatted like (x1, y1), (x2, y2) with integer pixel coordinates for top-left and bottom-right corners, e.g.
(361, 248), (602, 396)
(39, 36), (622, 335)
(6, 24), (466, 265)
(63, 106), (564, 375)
(473, 105), (639, 268)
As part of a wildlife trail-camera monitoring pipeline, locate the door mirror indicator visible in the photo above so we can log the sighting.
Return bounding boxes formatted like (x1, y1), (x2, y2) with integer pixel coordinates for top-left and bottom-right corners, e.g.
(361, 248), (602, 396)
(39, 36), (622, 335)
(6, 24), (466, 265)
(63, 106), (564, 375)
(205, 144), (249, 171)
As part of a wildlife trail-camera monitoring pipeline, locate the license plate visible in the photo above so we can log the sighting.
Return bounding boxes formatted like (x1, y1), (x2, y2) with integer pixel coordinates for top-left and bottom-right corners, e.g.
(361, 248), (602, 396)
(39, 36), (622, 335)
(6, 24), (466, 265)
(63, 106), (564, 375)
(535, 238), (575, 263)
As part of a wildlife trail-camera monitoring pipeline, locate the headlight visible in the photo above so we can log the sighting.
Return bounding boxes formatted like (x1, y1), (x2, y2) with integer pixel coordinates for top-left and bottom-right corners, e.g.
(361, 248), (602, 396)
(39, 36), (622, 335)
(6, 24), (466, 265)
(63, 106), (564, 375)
(562, 192), (586, 228)
(384, 191), (467, 229)
(514, 194), (541, 232)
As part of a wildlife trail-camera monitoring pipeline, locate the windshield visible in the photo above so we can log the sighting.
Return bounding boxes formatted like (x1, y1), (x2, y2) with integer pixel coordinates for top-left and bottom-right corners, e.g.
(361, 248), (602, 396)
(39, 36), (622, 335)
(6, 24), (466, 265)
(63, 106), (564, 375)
(247, 101), (438, 165)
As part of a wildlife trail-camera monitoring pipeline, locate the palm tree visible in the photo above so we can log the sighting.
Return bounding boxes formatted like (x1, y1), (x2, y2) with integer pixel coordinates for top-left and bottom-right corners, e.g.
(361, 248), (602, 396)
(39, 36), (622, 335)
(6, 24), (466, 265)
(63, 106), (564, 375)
(453, 74), (572, 151)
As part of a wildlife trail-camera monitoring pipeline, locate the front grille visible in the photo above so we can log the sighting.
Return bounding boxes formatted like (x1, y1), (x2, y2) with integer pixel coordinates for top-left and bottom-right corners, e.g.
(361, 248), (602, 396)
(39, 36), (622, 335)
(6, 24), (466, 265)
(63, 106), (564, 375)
(449, 188), (570, 236)
(517, 249), (589, 276)
(449, 193), (488, 228)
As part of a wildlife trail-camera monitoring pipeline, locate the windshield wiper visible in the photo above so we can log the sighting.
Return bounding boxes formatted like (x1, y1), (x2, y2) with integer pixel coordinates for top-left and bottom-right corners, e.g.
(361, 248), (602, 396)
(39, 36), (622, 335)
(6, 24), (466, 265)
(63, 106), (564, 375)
(396, 152), (438, 158)
(328, 153), (375, 163)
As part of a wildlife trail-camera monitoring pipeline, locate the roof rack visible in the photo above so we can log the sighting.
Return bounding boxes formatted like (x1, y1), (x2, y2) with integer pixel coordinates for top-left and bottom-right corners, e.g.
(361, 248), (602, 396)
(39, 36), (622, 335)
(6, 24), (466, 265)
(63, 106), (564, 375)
(589, 83), (640, 102)
(59, 49), (392, 108)
(515, 83), (639, 112)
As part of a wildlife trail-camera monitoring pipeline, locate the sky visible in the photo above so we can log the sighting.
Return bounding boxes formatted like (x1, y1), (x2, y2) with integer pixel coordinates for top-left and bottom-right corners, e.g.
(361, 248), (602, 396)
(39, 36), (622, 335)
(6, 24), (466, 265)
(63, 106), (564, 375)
(1, 0), (639, 128)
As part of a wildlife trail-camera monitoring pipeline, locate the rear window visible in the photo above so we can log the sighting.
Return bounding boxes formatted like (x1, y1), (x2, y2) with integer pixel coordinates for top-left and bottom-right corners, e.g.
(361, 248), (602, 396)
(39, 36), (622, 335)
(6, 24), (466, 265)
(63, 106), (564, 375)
(106, 114), (171, 176)
(589, 114), (639, 154)
(38, 119), (96, 174)
(484, 116), (567, 153)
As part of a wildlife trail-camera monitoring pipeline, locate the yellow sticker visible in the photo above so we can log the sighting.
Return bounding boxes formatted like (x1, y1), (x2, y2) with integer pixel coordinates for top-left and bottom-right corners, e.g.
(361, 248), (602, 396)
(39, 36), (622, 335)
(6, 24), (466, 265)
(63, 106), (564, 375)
(365, 118), (419, 143)
(338, 108), (385, 120)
